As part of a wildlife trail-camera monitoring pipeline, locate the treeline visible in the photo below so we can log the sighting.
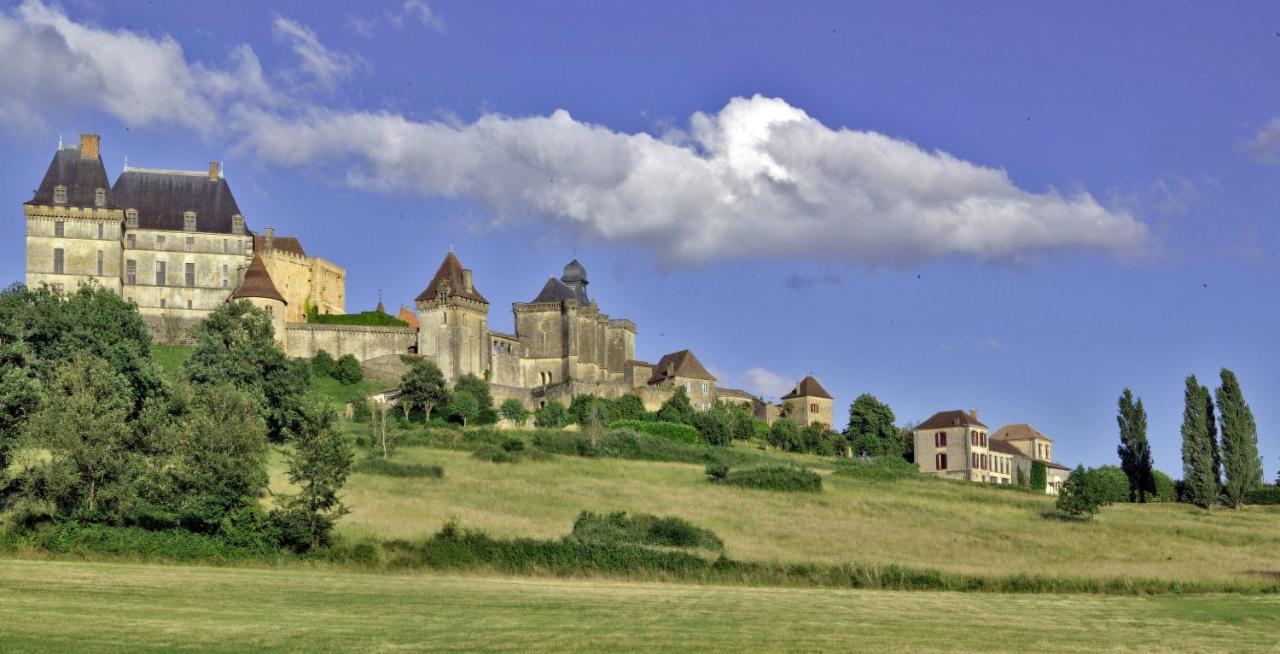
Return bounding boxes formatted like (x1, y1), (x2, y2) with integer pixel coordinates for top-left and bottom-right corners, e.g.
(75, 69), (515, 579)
(0, 285), (352, 552)
(1057, 369), (1271, 517)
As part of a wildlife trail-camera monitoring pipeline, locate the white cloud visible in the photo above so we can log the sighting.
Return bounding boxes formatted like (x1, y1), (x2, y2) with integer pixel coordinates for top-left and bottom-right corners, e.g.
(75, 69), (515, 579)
(1243, 117), (1280, 163)
(0, 1), (1147, 268)
(396, 0), (446, 32)
(741, 368), (795, 399)
(271, 16), (362, 90)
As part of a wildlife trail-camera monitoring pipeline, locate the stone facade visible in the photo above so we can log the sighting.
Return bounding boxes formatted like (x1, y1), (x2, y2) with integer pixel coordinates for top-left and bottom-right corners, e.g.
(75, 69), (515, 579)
(914, 413), (1070, 492)
(285, 323), (419, 363)
(256, 228), (346, 322)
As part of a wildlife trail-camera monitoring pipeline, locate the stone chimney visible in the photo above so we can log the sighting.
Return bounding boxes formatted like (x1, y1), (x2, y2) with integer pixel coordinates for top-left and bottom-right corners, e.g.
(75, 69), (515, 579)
(462, 269), (473, 294)
(208, 161), (220, 181)
(265, 227), (274, 250)
(80, 134), (100, 159)
(969, 409), (979, 420)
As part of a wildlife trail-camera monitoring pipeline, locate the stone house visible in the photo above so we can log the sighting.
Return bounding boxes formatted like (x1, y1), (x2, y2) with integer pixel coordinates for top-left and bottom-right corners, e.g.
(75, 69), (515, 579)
(255, 229), (345, 322)
(780, 376), (835, 428)
(992, 423), (1072, 494)
(913, 411), (1071, 493)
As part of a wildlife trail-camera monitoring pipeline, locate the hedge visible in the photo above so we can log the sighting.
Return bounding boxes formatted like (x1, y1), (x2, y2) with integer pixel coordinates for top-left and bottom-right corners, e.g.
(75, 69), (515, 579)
(1244, 486), (1280, 505)
(610, 419), (702, 445)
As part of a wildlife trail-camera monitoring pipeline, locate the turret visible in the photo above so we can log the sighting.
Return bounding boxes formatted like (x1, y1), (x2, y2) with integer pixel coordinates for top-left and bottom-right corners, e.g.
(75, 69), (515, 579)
(414, 251), (490, 381)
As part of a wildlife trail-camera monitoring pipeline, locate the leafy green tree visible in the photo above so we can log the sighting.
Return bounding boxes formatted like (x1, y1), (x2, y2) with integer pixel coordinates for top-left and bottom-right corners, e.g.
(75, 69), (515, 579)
(399, 360), (449, 421)
(534, 400), (569, 428)
(1204, 389), (1222, 494)
(453, 374), (493, 414)
(332, 354), (363, 385)
(1152, 470), (1178, 503)
(1216, 368), (1263, 508)
(0, 354), (41, 471)
(691, 408), (733, 447)
(899, 423), (915, 463)
(450, 390), (481, 427)
(800, 424), (841, 457)
(610, 394), (649, 422)
(1030, 460), (1048, 493)
(844, 393), (899, 457)
(569, 395), (612, 428)
(767, 418), (802, 452)
(499, 398), (529, 424)
(1089, 465), (1132, 503)
(311, 349), (335, 378)
(185, 300), (309, 441)
(1116, 388), (1155, 502)
(273, 399), (353, 550)
(726, 404), (756, 442)
(1180, 375), (1219, 508)
(11, 354), (138, 521)
(656, 386), (695, 425)
(1056, 465), (1103, 518)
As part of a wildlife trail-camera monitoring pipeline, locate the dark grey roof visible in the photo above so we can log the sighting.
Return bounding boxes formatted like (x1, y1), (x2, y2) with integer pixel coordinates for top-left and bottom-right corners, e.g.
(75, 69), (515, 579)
(532, 277), (578, 303)
(781, 376), (833, 400)
(27, 147), (112, 208)
(562, 259), (588, 284)
(112, 168), (243, 233)
(648, 350), (716, 384)
(917, 410), (988, 430)
(415, 251), (488, 304)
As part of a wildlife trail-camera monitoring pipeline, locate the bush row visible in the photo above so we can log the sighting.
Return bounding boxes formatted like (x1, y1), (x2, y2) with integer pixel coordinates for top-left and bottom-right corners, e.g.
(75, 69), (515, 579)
(570, 511), (724, 551)
(350, 457), (444, 478)
(1244, 486), (1280, 505)
(708, 465), (823, 492)
(610, 419), (703, 445)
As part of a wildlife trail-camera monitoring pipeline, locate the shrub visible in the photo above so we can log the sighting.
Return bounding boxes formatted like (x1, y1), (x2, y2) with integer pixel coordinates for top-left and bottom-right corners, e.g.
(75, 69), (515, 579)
(767, 418), (802, 451)
(501, 438), (525, 453)
(311, 349), (335, 377)
(332, 354), (363, 384)
(711, 465), (822, 492)
(472, 444), (519, 463)
(1244, 485), (1280, 505)
(309, 311), (408, 327)
(350, 396), (372, 423)
(534, 400), (569, 428)
(37, 523), (268, 561)
(611, 419), (701, 445)
(832, 456), (919, 482)
(1030, 460), (1048, 493)
(499, 398), (529, 424)
(570, 511), (723, 551)
(610, 394), (649, 422)
(351, 458), (444, 478)
(705, 463), (730, 480)
(1089, 465), (1131, 503)
(569, 395), (611, 428)
(691, 410), (733, 447)
(1153, 470), (1179, 503)
(1056, 465), (1104, 518)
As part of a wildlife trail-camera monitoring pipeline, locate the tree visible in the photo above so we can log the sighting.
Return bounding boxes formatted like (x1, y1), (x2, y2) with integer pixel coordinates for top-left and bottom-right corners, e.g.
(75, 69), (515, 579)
(1090, 465), (1132, 504)
(1180, 375), (1219, 508)
(185, 300), (309, 441)
(611, 394), (649, 422)
(691, 408), (733, 447)
(1205, 389), (1223, 495)
(311, 349), (335, 378)
(656, 386), (695, 425)
(1116, 388), (1155, 502)
(1216, 368), (1263, 508)
(450, 390), (480, 427)
(899, 423), (916, 463)
(1030, 460), (1048, 493)
(1056, 465), (1103, 518)
(534, 400), (569, 428)
(332, 354), (363, 385)
(11, 354), (137, 521)
(767, 418), (801, 452)
(370, 402), (394, 458)
(399, 360), (449, 422)
(499, 398), (529, 425)
(273, 399), (353, 551)
(453, 374), (493, 415)
(1152, 470), (1178, 503)
(843, 394), (899, 457)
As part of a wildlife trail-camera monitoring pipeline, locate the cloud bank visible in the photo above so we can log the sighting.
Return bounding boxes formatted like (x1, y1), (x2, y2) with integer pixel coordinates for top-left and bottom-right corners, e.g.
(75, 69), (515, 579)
(0, 1), (1148, 267)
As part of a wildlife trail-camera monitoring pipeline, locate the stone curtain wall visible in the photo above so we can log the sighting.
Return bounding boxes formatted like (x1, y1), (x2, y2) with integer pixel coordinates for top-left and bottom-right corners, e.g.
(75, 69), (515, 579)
(285, 323), (418, 362)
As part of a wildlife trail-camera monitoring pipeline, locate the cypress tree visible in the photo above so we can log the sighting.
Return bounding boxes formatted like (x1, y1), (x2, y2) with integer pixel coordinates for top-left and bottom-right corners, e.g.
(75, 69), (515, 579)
(1215, 369), (1263, 508)
(1204, 389), (1222, 492)
(1180, 375), (1217, 508)
(1116, 388), (1155, 502)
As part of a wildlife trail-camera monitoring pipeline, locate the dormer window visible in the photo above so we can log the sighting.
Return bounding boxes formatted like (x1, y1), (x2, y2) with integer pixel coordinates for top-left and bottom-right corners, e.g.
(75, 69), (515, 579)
(183, 211), (197, 232)
(231, 214), (244, 235)
(95, 188), (105, 207)
(53, 185), (67, 204)
(126, 209), (139, 228)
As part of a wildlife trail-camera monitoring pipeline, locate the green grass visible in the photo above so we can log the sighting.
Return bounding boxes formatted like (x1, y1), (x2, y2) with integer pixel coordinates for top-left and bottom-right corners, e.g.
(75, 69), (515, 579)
(311, 436), (1280, 587)
(151, 344), (191, 382)
(2, 559), (1278, 652)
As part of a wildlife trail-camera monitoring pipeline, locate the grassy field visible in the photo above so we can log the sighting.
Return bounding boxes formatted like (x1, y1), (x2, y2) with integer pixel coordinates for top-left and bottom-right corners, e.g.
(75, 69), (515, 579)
(314, 441), (1280, 587)
(1, 559), (1277, 653)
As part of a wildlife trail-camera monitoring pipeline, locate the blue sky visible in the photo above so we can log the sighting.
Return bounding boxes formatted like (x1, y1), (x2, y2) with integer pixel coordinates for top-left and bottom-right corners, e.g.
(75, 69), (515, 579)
(2, 0), (1277, 479)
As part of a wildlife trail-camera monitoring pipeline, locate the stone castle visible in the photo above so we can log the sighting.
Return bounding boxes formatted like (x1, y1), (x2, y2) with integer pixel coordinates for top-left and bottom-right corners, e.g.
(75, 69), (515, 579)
(23, 134), (834, 417)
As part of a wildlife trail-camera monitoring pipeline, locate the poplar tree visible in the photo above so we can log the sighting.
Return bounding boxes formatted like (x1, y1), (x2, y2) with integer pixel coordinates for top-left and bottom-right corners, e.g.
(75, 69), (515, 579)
(1116, 388), (1155, 503)
(1180, 375), (1217, 508)
(1215, 369), (1263, 508)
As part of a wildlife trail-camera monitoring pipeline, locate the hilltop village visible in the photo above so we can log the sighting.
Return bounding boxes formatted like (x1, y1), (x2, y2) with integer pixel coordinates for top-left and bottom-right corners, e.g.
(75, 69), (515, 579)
(22, 133), (1071, 492)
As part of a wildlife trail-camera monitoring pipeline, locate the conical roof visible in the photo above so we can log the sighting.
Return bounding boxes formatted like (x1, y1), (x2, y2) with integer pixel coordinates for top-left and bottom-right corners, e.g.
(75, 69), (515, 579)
(415, 251), (488, 304)
(781, 375), (833, 400)
(231, 254), (286, 304)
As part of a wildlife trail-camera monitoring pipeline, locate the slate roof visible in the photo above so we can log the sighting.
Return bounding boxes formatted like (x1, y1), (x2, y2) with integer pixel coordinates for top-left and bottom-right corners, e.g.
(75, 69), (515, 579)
(531, 276), (579, 303)
(231, 254), (286, 304)
(27, 147), (113, 208)
(112, 167), (244, 233)
(993, 423), (1053, 443)
(415, 251), (488, 304)
(253, 234), (306, 257)
(648, 350), (716, 384)
(916, 410), (988, 430)
(781, 375), (833, 400)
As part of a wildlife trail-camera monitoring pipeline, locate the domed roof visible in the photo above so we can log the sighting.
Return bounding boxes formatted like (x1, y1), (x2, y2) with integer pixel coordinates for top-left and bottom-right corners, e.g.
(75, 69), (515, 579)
(562, 259), (588, 284)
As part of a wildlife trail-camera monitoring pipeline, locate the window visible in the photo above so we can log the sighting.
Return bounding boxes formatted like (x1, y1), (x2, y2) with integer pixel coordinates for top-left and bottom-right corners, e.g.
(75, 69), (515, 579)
(231, 214), (244, 235)
(156, 261), (166, 286)
(54, 185), (66, 204)
(265, 305), (273, 317)
(935, 453), (948, 470)
(980, 433), (987, 447)
(95, 188), (105, 207)
(935, 432), (947, 447)
(98, 223), (104, 239)
(971, 453), (978, 469)
(126, 209), (138, 228)
(183, 211), (196, 232)
(185, 236), (195, 252)
(981, 454), (988, 470)
(702, 382), (709, 395)
(185, 262), (195, 288)
(156, 235), (166, 249)
(126, 234), (136, 249)
(160, 298), (166, 309)
(222, 264), (228, 288)
(96, 250), (103, 276)
(126, 260), (136, 285)
(186, 299), (193, 310)
(53, 248), (64, 274)
(54, 221), (64, 237)
(223, 239), (228, 254)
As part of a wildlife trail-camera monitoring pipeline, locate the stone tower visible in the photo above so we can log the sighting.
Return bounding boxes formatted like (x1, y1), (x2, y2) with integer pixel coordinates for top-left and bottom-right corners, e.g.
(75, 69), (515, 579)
(415, 251), (490, 381)
(24, 134), (125, 294)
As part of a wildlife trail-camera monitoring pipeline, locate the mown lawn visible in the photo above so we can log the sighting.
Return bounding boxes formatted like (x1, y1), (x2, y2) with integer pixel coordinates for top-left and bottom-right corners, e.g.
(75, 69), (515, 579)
(314, 439), (1280, 587)
(1, 559), (1277, 653)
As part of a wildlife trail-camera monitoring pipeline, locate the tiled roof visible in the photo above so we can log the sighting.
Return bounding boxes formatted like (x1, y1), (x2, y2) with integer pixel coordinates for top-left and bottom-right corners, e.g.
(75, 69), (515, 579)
(993, 423), (1053, 443)
(397, 306), (420, 329)
(916, 410), (988, 430)
(27, 147), (113, 208)
(988, 439), (1024, 456)
(717, 387), (758, 400)
(231, 254), (286, 304)
(648, 349), (716, 384)
(415, 251), (488, 304)
(113, 167), (243, 233)
(781, 375), (833, 400)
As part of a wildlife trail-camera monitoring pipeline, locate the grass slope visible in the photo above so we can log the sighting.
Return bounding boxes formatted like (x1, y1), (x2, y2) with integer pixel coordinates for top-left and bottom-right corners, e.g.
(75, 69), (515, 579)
(1, 559), (1277, 653)
(321, 443), (1280, 586)
(151, 345), (389, 405)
